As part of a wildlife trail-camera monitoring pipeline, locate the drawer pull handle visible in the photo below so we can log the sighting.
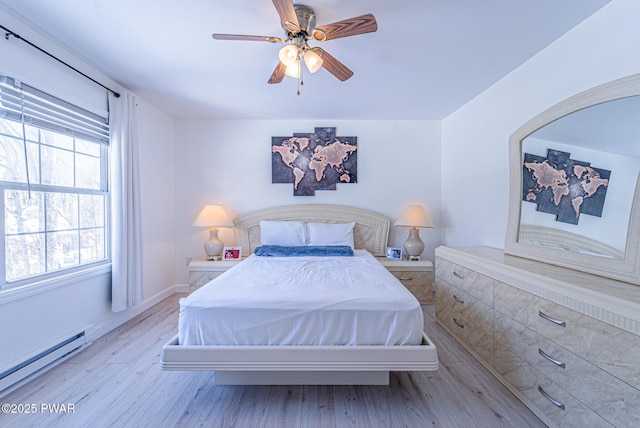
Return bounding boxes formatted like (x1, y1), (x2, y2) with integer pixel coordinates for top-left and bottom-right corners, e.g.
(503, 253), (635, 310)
(539, 311), (566, 327)
(399, 276), (414, 281)
(538, 385), (565, 410)
(453, 295), (465, 304)
(538, 348), (566, 369)
(453, 271), (465, 279)
(453, 318), (464, 329)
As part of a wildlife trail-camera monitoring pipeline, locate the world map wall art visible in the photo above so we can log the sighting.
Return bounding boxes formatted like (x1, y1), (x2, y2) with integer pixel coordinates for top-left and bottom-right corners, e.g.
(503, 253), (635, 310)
(522, 149), (610, 225)
(272, 127), (357, 196)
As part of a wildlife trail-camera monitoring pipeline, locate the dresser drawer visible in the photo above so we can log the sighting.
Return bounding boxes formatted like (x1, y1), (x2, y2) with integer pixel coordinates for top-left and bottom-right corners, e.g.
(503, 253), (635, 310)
(494, 312), (640, 427)
(494, 281), (640, 390)
(391, 270), (431, 303)
(435, 257), (493, 305)
(493, 340), (613, 428)
(435, 278), (493, 364)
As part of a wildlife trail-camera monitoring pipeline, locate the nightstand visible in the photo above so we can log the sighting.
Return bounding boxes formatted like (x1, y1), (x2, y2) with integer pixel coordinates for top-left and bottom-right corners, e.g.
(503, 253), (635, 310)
(187, 258), (242, 289)
(377, 257), (434, 304)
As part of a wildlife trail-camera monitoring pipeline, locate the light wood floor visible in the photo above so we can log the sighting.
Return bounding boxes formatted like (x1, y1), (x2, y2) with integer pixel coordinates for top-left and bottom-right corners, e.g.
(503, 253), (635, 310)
(0, 294), (545, 427)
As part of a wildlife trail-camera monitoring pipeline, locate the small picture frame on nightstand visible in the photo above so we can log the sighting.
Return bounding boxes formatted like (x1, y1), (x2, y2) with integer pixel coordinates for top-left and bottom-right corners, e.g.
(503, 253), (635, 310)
(223, 246), (242, 260)
(386, 247), (403, 260)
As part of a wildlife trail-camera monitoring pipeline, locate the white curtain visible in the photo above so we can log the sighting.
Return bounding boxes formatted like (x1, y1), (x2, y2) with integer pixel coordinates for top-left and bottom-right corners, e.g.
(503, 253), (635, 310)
(109, 92), (142, 312)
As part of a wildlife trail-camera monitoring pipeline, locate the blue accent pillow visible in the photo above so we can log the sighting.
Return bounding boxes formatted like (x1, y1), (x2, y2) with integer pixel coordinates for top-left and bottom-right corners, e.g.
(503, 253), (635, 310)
(254, 245), (354, 257)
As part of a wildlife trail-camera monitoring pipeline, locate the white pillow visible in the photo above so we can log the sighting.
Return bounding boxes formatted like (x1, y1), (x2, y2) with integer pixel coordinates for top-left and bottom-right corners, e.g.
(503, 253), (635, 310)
(306, 222), (355, 248)
(259, 220), (307, 246)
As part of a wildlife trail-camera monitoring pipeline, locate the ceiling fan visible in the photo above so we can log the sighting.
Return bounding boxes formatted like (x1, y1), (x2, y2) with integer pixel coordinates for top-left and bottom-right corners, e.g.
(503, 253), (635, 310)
(212, 0), (378, 93)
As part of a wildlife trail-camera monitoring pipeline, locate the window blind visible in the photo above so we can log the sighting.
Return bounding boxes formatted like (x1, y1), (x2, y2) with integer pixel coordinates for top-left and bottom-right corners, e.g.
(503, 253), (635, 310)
(0, 75), (109, 144)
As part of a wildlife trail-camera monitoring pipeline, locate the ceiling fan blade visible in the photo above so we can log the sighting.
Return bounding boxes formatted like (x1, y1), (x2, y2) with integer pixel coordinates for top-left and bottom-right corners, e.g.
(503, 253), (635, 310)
(312, 14), (377, 42)
(268, 62), (286, 84)
(212, 34), (284, 43)
(272, 0), (300, 32)
(313, 48), (353, 81)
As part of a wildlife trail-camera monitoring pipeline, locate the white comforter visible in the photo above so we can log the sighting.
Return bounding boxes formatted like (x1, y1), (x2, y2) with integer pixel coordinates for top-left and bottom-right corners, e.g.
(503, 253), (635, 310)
(178, 250), (424, 346)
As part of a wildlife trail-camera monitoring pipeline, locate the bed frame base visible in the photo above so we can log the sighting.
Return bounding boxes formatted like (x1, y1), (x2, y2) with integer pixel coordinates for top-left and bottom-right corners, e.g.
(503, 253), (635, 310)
(215, 370), (389, 385)
(161, 333), (438, 386)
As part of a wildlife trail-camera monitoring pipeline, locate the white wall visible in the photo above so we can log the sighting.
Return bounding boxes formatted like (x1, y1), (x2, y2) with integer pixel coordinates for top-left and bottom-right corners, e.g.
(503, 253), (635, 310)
(135, 97), (177, 300)
(174, 120), (441, 284)
(441, 0), (640, 249)
(0, 7), (176, 372)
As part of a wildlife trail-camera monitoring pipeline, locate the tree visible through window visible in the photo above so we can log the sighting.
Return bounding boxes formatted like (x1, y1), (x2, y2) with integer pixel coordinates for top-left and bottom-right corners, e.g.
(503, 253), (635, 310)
(0, 77), (109, 287)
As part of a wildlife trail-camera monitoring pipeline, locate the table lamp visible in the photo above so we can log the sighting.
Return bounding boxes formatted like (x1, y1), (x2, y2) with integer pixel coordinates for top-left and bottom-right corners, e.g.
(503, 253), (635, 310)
(394, 204), (435, 261)
(192, 205), (233, 260)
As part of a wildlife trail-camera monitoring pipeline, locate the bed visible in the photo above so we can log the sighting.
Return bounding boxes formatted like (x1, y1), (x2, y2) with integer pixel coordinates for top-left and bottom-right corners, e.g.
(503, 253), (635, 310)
(160, 204), (438, 385)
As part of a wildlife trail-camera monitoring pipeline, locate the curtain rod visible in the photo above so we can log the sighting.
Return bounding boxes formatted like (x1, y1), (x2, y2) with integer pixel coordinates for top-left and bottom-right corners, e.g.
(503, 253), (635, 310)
(2, 24), (120, 98)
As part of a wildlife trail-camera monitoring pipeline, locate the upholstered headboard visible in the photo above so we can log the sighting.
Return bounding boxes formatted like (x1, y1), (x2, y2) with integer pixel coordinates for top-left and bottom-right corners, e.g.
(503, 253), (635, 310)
(233, 204), (390, 256)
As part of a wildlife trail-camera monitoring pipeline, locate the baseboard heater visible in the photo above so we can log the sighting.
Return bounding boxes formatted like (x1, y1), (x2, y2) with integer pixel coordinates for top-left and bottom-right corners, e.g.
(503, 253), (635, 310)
(0, 330), (88, 396)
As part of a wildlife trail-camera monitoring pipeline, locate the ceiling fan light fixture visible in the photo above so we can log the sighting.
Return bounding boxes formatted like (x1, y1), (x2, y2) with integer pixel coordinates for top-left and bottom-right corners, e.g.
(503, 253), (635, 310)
(278, 44), (299, 66)
(212, 1), (378, 92)
(303, 49), (323, 73)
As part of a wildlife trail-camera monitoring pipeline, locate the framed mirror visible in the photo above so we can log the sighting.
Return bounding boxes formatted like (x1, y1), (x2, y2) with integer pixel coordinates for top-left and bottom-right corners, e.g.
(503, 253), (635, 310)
(505, 74), (640, 285)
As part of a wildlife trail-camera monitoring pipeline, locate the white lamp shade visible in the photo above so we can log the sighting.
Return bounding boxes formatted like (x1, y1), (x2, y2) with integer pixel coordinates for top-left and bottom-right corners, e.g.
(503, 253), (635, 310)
(284, 62), (300, 78)
(192, 205), (233, 228)
(394, 204), (435, 228)
(303, 49), (323, 73)
(278, 44), (299, 66)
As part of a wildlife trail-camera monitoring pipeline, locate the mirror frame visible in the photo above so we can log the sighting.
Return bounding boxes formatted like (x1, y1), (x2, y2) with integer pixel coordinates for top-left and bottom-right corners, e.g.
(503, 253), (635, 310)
(505, 73), (640, 285)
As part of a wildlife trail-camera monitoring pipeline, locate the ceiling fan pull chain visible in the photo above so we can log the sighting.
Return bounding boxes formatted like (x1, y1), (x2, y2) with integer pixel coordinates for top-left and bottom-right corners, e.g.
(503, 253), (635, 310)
(297, 53), (302, 95)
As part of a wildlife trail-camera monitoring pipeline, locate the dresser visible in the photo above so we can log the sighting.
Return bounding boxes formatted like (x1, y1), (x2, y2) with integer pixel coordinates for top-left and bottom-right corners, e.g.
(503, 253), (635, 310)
(377, 257), (433, 303)
(435, 246), (640, 428)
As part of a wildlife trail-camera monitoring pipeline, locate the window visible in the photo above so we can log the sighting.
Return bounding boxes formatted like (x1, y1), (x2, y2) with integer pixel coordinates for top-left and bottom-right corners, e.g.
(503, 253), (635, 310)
(0, 76), (109, 288)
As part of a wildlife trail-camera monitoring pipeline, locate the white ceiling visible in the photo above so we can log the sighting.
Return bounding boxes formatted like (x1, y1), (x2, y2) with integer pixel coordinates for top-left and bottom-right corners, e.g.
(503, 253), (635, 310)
(0, 0), (610, 120)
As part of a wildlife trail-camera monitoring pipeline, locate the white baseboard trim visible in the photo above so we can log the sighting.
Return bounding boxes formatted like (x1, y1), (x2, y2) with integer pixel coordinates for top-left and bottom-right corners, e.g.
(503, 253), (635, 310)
(175, 283), (189, 293)
(86, 286), (177, 342)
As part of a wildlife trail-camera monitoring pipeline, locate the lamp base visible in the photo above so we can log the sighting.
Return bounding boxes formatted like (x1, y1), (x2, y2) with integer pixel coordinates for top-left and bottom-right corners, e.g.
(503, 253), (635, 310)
(408, 255), (421, 261)
(403, 227), (425, 260)
(204, 228), (224, 261)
